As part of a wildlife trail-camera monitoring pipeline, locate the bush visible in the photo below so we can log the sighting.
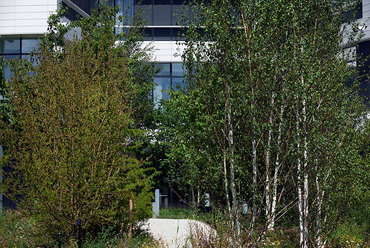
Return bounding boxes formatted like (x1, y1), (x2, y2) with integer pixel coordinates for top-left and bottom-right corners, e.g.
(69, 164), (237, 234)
(0, 4), (154, 241)
(331, 223), (368, 248)
(0, 210), (53, 247)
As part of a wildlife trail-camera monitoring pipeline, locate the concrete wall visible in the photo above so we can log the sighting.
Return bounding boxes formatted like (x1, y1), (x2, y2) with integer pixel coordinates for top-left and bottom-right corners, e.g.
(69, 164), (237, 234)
(0, 0), (58, 36)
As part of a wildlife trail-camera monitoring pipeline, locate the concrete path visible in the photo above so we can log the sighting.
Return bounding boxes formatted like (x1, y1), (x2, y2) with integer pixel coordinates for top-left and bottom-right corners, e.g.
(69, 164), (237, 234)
(141, 218), (214, 248)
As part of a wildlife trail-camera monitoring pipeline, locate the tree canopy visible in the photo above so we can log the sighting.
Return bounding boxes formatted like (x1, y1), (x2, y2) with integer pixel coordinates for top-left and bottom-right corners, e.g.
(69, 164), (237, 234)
(0, 4), (155, 242)
(162, 0), (369, 246)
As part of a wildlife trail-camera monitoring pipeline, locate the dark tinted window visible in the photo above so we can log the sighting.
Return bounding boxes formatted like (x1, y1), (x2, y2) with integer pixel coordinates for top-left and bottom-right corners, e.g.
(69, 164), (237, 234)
(155, 63), (170, 76)
(153, 3), (171, 25)
(154, 28), (171, 40)
(357, 40), (370, 105)
(0, 39), (20, 54)
(22, 39), (40, 53)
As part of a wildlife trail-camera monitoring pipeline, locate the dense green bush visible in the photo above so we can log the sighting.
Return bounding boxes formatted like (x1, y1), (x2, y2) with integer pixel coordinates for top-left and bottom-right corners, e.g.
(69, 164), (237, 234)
(0, 4), (155, 242)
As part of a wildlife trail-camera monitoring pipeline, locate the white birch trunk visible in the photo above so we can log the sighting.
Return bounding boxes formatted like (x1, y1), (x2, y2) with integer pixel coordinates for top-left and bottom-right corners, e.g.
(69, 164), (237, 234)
(226, 82), (240, 236)
(265, 95), (274, 230)
(302, 98), (309, 248)
(296, 106), (305, 248)
(223, 149), (234, 229)
(315, 163), (323, 248)
(269, 103), (285, 231)
(249, 138), (257, 235)
(316, 158), (330, 248)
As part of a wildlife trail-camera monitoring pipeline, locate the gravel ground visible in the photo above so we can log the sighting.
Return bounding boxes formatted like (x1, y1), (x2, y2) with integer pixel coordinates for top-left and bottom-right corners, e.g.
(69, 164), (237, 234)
(141, 218), (214, 248)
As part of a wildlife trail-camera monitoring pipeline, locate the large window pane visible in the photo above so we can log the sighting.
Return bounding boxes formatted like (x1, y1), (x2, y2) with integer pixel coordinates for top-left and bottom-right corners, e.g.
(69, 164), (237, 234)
(172, 28), (186, 41)
(155, 63), (170, 76)
(1, 55), (20, 81)
(116, 0), (134, 21)
(153, 0), (171, 25)
(135, 0), (152, 25)
(154, 77), (171, 106)
(143, 28), (153, 41)
(172, 63), (185, 76)
(22, 39), (40, 53)
(0, 39), (20, 54)
(172, 3), (185, 25)
(172, 77), (184, 91)
(154, 28), (171, 41)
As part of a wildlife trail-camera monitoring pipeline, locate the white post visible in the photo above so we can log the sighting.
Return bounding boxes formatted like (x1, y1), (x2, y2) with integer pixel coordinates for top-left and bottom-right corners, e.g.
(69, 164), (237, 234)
(205, 193), (210, 207)
(152, 189), (160, 218)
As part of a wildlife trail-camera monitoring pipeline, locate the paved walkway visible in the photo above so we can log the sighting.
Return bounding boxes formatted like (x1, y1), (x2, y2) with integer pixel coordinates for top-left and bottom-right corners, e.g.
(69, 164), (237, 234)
(141, 218), (214, 248)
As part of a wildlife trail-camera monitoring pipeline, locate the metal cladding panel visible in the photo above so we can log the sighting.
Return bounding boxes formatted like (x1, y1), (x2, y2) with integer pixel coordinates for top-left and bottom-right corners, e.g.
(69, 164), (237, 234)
(0, 0), (58, 36)
(142, 41), (185, 62)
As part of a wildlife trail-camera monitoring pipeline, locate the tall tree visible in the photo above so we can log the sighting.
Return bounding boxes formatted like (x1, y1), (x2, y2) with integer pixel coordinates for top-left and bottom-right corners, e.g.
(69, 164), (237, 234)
(163, 0), (368, 246)
(0, 5), (154, 241)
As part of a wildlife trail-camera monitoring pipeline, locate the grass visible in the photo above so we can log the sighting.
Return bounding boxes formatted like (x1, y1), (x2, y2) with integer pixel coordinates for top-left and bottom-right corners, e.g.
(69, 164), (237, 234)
(0, 210), (163, 248)
(0, 209), (52, 247)
(158, 208), (196, 219)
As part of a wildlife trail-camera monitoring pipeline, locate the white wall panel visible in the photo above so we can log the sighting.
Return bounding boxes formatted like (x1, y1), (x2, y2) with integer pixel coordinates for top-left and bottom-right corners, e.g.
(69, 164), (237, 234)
(0, 0), (57, 36)
(0, 1), (14, 7)
(141, 41), (186, 63)
(0, 13), (14, 20)
(0, 6), (15, 13)
(15, 0), (49, 6)
(15, 6), (49, 13)
(0, 19), (13, 26)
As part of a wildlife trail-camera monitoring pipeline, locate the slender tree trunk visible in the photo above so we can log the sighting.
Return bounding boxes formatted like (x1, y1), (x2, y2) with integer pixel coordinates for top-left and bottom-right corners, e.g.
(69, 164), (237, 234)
(226, 81), (240, 236)
(191, 185), (195, 208)
(128, 196), (133, 239)
(316, 158), (331, 248)
(302, 98), (309, 248)
(249, 138), (257, 235)
(296, 106), (305, 248)
(265, 94), (274, 230)
(269, 103), (285, 231)
(223, 148), (234, 229)
(315, 161), (324, 248)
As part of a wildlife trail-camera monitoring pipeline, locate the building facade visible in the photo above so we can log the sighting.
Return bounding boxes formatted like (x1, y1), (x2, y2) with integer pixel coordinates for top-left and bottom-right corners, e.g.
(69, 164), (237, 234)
(0, 0), (369, 211)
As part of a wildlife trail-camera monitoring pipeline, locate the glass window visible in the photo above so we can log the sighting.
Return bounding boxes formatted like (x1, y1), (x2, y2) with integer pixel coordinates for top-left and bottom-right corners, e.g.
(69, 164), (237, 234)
(172, 28), (186, 41)
(172, 3), (184, 25)
(135, 0), (153, 25)
(172, 77), (184, 91)
(143, 28), (153, 41)
(1, 55), (20, 81)
(153, 1), (171, 25)
(154, 77), (171, 105)
(155, 63), (170, 76)
(135, 0), (152, 4)
(172, 63), (185, 77)
(0, 39), (20, 54)
(22, 39), (40, 54)
(154, 28), (171, 41)
(116, 0), (134, 21)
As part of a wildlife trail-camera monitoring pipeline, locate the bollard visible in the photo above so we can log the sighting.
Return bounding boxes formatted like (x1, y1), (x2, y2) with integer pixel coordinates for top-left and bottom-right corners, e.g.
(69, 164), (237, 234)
(58, 232), (61, 248)
(77, 219), (82, 248)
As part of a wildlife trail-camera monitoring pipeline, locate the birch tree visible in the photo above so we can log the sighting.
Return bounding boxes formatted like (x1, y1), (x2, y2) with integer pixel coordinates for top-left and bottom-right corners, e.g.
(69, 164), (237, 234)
(163, 0), (367, 246)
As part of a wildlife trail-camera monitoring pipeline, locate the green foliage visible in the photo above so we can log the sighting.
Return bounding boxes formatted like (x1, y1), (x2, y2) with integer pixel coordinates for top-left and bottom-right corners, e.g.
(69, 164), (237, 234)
(0, 210), (53, 247)
(162, 0), (369, 245)
(0, 61), (12, 123)
(0, 4), (155, 242)
(331, 222), (368, 248)
(159, 208), (196, 219)
(84, 228), (162, 248)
